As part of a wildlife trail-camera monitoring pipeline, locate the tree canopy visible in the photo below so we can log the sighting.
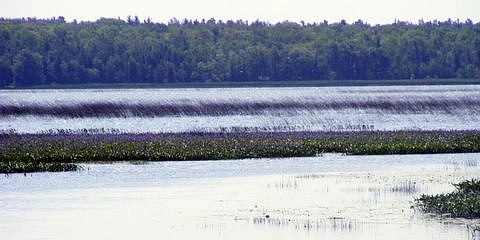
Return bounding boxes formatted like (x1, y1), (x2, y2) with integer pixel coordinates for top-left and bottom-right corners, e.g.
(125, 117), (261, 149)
(0, 17), (479, 87)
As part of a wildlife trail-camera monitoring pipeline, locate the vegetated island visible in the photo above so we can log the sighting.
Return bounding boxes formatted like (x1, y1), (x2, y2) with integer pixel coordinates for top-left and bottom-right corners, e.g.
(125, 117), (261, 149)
(1, 17), (480, 88)
(1, 130), (480, 173)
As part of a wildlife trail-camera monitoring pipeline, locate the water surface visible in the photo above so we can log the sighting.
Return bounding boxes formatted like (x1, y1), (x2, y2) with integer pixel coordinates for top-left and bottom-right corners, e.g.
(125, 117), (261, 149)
(1, 85), (479, 133)
(1, 153), (480, 240)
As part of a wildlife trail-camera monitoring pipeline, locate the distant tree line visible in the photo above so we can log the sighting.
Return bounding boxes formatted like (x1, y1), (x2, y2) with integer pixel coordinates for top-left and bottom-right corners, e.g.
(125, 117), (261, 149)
(0, 17), (479, 87)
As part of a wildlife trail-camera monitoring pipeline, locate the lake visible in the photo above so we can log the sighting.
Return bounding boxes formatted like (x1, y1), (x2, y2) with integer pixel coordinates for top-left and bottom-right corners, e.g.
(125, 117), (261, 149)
(0, 85), (479, 133)
(1, 153), (480, 240)
(1, 85), (479, 239)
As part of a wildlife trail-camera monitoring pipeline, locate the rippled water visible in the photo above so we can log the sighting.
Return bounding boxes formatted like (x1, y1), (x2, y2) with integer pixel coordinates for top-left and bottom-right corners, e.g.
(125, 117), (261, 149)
(1, 85), (479, 133)
(1, 153), (480, 240)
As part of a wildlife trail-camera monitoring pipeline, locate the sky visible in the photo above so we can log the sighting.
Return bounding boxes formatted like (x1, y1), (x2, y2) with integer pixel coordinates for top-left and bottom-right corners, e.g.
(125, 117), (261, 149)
(0, 0), (479, 24)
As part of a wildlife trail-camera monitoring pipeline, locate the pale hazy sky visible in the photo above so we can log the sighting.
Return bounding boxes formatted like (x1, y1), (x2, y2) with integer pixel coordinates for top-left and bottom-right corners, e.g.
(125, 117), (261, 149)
(1, 0), (479, 24)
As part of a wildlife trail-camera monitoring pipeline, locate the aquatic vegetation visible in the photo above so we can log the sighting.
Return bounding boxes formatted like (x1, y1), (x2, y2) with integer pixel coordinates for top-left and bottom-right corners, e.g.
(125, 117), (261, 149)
(252, 216), (358, 232)
(0, 161), (78, 174)
(464, 159), (479, 167)
(1, 97), (479, 118)
(469, 224), (480, 237)
(415, 179), (480, 218)
(1, 130), (480, 173)
(390, 181), (418, 193)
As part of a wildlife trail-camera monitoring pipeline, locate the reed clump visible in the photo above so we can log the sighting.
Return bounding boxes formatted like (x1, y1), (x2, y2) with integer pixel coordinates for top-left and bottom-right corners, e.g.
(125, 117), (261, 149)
(415, 179), (480, 218)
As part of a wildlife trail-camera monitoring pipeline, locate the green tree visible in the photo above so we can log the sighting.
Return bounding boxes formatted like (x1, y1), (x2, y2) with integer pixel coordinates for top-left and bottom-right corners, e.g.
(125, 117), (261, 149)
(12, 49), (45, 86)
(0, 56), (13, 87)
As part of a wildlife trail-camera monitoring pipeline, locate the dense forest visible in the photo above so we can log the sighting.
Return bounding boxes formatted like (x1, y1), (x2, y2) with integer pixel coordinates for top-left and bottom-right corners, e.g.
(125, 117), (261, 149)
(0, 17), (479, 87)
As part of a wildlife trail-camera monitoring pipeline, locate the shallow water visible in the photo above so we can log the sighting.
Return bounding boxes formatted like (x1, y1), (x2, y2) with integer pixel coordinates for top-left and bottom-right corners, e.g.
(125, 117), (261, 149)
(1, 153), (480, 240)
(1, 85), (479, 133)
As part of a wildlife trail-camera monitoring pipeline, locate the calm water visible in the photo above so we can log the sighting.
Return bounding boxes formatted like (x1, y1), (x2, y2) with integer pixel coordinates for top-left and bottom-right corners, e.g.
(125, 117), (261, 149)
(1, 153), (480, 240)
(1, 85), (479, 133)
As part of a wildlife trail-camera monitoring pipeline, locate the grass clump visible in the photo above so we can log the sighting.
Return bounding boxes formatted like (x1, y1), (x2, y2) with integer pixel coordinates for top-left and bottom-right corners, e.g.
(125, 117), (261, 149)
(415, 179), (480, 218)
(0, 161), (78, 174)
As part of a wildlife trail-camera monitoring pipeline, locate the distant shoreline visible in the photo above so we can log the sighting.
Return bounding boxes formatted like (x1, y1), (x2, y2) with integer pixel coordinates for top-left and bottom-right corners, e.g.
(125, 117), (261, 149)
(3, 78), (480, 90)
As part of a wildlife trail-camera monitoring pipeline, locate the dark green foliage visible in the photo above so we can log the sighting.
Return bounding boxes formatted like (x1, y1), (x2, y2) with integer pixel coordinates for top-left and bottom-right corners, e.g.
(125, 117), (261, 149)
(0, 18), (479, 87)
(415, 179), (480, 218)
(0, 161), (78, 174)
(12, 49), (45, 86)
(1, 131), (480, 173)
(0, 56), (13, 87)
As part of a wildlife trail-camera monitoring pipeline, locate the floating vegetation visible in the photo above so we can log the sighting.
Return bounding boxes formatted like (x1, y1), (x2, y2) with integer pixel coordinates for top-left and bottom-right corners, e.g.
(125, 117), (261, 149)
(415, 179), (480, 219)
(1, 130), (480, 173)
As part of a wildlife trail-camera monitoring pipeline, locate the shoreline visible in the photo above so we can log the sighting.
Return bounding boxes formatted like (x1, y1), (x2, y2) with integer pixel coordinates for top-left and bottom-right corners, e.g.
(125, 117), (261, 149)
(3, 79), (480, 90)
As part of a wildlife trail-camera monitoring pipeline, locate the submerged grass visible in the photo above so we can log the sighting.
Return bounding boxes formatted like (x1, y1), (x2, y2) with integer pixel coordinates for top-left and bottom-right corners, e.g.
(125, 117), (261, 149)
(415, 179), (480, 219)
(1, 130), (480, 173)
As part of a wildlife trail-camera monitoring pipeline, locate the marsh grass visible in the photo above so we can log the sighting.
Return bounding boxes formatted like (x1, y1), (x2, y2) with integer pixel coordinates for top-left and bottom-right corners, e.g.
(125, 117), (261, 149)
(1, 130), (480, 173)
(252, 216), (358, 232)
(1, 97), (479, 118)
(0, 161), (78, 174)
(390, 181), (418, 193)
(464, 159), (479, 167)
(415, 179), (480, 219)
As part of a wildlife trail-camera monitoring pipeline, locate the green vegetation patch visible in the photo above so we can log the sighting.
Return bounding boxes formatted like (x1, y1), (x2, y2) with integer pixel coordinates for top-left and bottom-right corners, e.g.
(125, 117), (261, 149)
(415, 179), (480, 218)
(0, 161), (78, 174)
(1, 131), (480, 174)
